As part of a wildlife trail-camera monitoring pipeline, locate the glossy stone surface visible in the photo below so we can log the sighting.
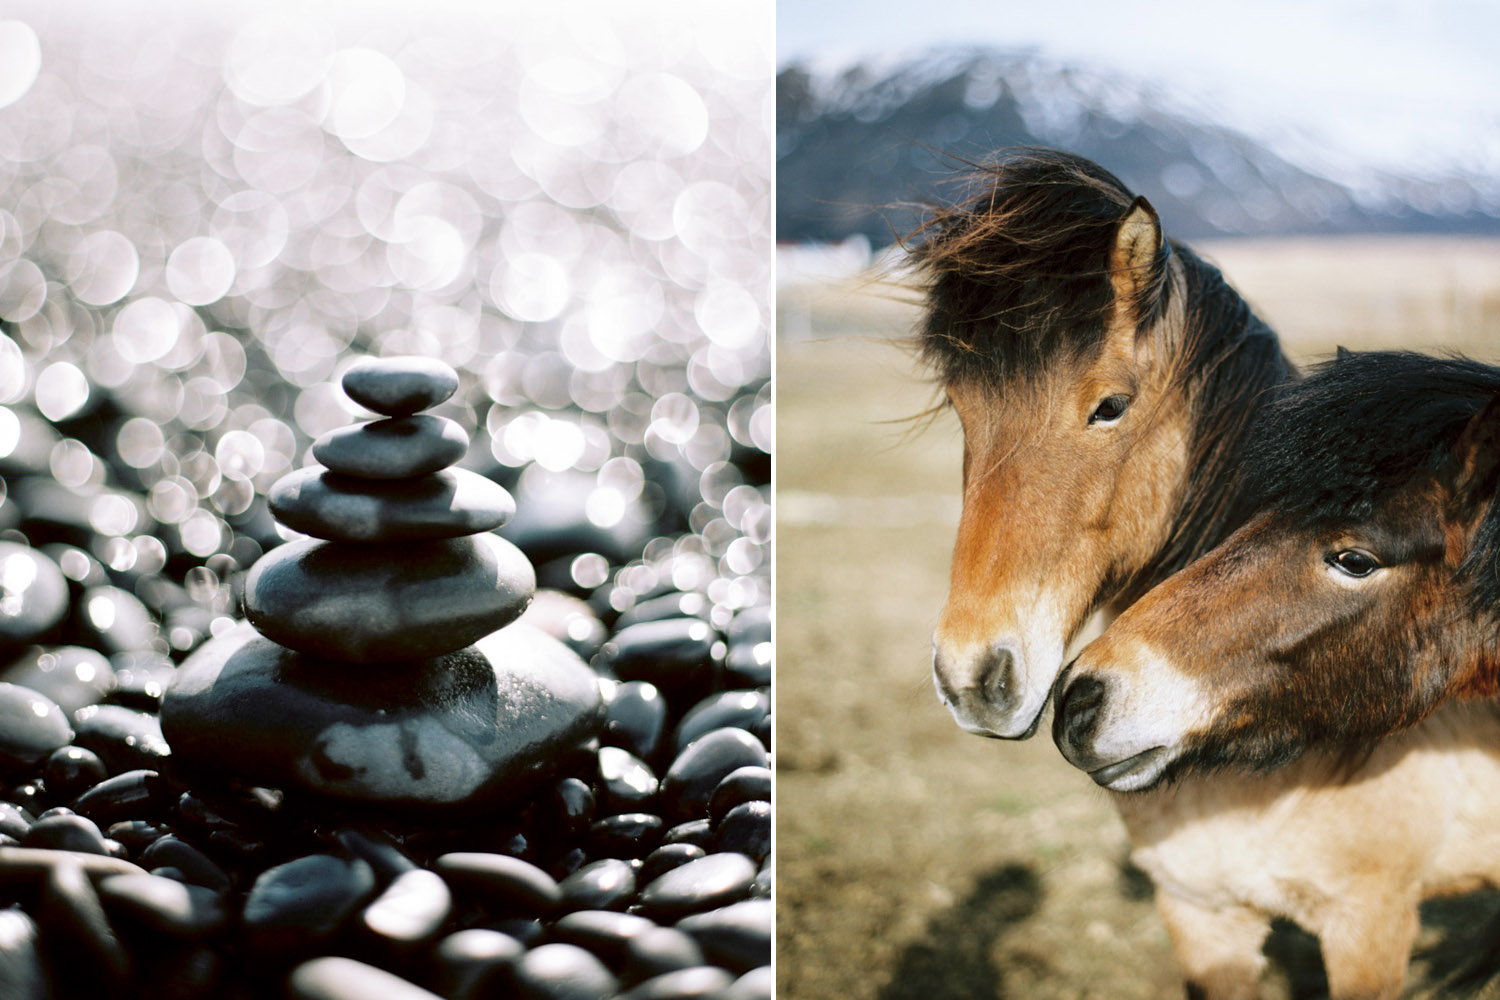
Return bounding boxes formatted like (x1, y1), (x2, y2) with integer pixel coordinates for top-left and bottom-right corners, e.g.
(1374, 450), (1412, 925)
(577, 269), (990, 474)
(244, 533), (535, 663)
(714, 801), (770, 863)
(618, 966), (732, 1000)
(674, 690), (769, 754)
(622, 928), (706, 981)
(0, 543), (68, 647)
(162, 622), (604, 808)
(659, 728), (767, 822)
(342, 356), (460, 416)
(21, 813), (109, 855)
(725, 967), (771, 1000)
(291, 956), (445, 1000)
(433, 852), (562, 914)
(708, 767), (771, 826)
(360, 868), (452, 944)
(512, 942), (618, 1000)
(602, 681), (667, 763)
(432, 928), (525, 1000)
(312, 414), (469, 480)
(596, 746), (658, 813)
(0, 683), (72, 769)
(674, 899), (771, 973)
(598, 618), (721, 704)
(638, 844), (706, 886)
(268, 466), (516, 542)
(0, 646), (114, 714)
(70, 705), (171, 774)
(558, 858), (636, 912)
(636, 853), (755, 920)
(96, 872), (227, 937)
(242, 854), (377, 955)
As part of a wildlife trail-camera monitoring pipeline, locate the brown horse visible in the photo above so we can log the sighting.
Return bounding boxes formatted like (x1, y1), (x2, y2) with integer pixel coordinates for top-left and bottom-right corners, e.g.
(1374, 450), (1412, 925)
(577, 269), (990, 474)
(1055, 350), (1500, 788)
(915, 154), (1500, 997)
(917, 148), (1289, 738)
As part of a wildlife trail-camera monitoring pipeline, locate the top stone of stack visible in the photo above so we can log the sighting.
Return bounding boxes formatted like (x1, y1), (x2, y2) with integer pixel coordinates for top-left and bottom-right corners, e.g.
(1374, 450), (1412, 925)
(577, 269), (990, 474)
(342, 356), (461, 416)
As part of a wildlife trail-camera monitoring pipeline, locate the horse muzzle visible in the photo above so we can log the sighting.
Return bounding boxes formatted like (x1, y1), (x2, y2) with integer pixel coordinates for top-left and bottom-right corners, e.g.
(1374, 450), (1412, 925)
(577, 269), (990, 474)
(932, 641), (1045, 739)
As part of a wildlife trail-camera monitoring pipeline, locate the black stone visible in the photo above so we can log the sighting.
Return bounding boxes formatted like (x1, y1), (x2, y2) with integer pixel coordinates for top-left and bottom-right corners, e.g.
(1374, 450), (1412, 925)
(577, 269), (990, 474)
(36, 856), (131, 992)
(0, 646), (114, 714)
(97, 872), (227, 937)
(674, 691), (769, 755)
(313, 414), (469, 480)
(588, 813), (665, 860)
(360, 868), (451, 945)
(434, 852), (563, 915)
(0, 542), (68, 648)
(71, 704), (170, 774)
(431, 928), (525, 1000)
(708, 767), (772, 826)
(724, 966), (772, 1000)
(674, 899), (772, 973)
(714, 801), (770, 863)
(661, 820), (714, 852)
(0, 907), (47, 999)
(108, 650), (177, 712)
(73, 585), (159, 655)
(0, 801), (32, 840)
(70, 769), (174, 826)
(241, 854), (377, 957)
(137, 836), (230, 892)
(21, 813), (109, 855)
(660, 728), (767, 822)
(341, 356), (460, 416)
(289, 955), (446, 1000)
(558, 858), (636, 912)
(636, 853), (756, 920)
(542, 777), (596, 838)
(268, 465), (516, 543)
(0, 683), (72, 770)
(638, 844), (707, 887)
(621, 927), (706, 983)
(598, 619), (721, 705)
(548, 909), (656, 965)
(162, 622), (604, 809)
(243, 532), (534, 662)
(42, 746), (109, 803)
(511, 942), (619, 1000)
(603, 680), (668, 763)
(597, 746), (659, 813)
(613, 592), (711, 631)
(617, 966), (733, 1000)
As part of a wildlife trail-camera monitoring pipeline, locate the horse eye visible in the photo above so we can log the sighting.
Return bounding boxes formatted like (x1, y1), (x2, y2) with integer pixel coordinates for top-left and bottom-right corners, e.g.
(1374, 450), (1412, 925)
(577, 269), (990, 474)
(1327, 550), (1380, 578)
(1089, 395), (1131, 424)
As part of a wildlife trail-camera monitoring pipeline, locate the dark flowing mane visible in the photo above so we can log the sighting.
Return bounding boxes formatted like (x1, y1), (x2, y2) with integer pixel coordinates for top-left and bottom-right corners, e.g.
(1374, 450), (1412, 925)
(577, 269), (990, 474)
(908, 147), (1294, 597)
(1242, 350), (1500, 611)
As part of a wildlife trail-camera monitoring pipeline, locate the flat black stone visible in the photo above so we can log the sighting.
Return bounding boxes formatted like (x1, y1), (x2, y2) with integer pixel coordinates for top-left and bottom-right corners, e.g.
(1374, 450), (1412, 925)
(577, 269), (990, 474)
(558, 858), (636, 912)
(617, 966), (733, 1000)
(597, 618), (722, 706)
(660, 728), (767, 822)
(342, 356), (460, 416)
(549, 910), (656, 965)
(0, 646), (114, 715)
(21, 813), (109, 855)
(0, 542), (68, 648)
(289, 955), (445, 1000)
(511, 942), (618, 1000)
(162, 622), (604, 809)
(70, 704), (170, 774)
(243, 532), (534, 663)
(97, 872), (227, 937)
(431, 928), (525, 1000)
(312, 414), (469, 480)
(242, 854), (377, 957)
(433, 852), (563, 915)
(588, 813), (665, 860)
(638, 844), (706, 887)
(708, 767), (772, 826)
(0, 683), (72, 769)
(636, 853), (755, 921)
(360, 868), (451, 945)
(268, 466), (516, 542)
(674, 691), (769, 754)
(621, 928), (706, 983)
(674, 899), (771, 974)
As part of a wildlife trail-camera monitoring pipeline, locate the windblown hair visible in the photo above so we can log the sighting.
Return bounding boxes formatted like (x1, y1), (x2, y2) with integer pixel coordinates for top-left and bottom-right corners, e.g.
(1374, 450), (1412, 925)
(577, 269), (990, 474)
(908, 147), (1293, 593)
(1243, 350), (1500, 611)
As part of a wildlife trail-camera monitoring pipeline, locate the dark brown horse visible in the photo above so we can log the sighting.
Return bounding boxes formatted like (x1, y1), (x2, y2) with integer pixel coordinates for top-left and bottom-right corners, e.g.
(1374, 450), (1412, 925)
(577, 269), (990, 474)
(916, 148), (1290, 739)
(1055, 350), (1500, 787)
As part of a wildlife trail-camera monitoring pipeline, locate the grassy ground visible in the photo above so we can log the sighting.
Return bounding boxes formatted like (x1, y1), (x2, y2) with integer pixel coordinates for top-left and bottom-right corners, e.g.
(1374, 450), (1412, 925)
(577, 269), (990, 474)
(775, 236), (1500, 999)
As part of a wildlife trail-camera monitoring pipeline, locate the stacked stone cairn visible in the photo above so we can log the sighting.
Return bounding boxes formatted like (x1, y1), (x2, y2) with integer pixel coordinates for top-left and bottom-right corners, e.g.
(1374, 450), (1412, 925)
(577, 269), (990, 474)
(160, 357), (605, 810)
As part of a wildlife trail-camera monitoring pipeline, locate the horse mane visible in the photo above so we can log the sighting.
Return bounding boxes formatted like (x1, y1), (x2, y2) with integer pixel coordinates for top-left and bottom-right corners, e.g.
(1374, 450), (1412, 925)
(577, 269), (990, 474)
(907, 146), (1294, 598)
(1242, 350), (1500, 612)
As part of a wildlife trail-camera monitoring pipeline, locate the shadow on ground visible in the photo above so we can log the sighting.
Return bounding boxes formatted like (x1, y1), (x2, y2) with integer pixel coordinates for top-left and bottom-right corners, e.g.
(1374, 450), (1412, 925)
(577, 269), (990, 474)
(876, 863), (1042, 1000)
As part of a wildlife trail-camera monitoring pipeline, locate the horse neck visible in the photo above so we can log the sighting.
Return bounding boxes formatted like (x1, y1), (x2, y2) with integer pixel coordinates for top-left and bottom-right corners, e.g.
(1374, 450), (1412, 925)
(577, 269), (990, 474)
(1118, 252), (1298, 606)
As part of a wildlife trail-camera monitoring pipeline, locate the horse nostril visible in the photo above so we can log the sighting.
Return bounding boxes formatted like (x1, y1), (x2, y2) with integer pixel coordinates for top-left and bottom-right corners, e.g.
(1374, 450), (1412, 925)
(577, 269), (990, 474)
(1055, 675), (1106, 752)
(978, 645), (1018, 712)
(931, 648), (960, 705)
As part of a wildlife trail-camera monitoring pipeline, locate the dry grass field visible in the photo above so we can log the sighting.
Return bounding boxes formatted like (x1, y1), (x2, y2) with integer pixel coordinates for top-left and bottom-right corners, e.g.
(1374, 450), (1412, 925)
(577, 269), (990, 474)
(776, 236), (1500, 1000)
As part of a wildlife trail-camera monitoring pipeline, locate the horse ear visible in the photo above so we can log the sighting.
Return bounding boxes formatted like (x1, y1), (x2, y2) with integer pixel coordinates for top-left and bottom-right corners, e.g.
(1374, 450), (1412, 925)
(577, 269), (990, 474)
(1109, 197), (1164, 330)
(1336, 346), (1354, 361)
(1450, 394), (1500, 515)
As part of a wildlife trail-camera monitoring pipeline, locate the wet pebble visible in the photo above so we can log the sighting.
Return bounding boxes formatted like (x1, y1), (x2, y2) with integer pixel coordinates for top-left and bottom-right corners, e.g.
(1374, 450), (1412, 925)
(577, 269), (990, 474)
(602, 681), (668, 762)
(341, 356), (459, 416)
(241, 854), (377, 957)
(268, 466), (517, 543)
(70, 769), (174, 826)
(431, 928), (525, 1000)
(289, 955), (445, 1000)
(97, 872), (227, 937)
(618, 966), (734, 1000)
(0, 646), (114, 714)
(674, 899), (772, 974)
(660, 728), (767, 822)
(674, 691), (769, 754)
(243, 533), (534, 662)
(714, 801), (770, 863)
(621, 927), (706, 982)
(313, 414), (469, 480)
(71, 704), (171, 774)
(597, 746), (659, 813)
(360, 867), (452, 946)
(0, 543), (69, 648)
(0, 683), (72, 770)
(0, 802), (32, 840)
(600, 619), (721, 705)
(434, 852), (562, 915)
(74, 586), (159, 656)
(661, 819), (715, 852)
(638, 844), (707, 886)
(558, 858), (637, 912)
(544, 777), (596, 837)
(708, 766), (772, 826)
(512, 942), (619, 1000)
(637, 853), (756, 921)
(21, 813), (109, 855)
(589, 813), (665, 859)
(549, 909), (656, 964)
(42, 746), (109, 803)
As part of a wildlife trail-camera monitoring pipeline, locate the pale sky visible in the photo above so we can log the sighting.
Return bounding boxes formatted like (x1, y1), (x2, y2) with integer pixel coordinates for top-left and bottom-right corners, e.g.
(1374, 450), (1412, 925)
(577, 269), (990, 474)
(778, 0), (1500, 183)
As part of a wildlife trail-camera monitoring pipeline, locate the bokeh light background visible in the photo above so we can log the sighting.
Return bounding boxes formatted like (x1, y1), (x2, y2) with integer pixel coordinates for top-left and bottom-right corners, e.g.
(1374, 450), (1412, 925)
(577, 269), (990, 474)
(0, 1), (773, 654)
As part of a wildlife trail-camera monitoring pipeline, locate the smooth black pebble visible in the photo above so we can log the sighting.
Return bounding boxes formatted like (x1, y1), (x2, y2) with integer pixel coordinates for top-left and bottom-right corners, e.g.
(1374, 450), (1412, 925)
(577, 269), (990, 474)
(637, 853), (756, 921)
(558, 858), (636, 912)
(511, 942), (619, 1000)
(660, 728), (767, 822)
